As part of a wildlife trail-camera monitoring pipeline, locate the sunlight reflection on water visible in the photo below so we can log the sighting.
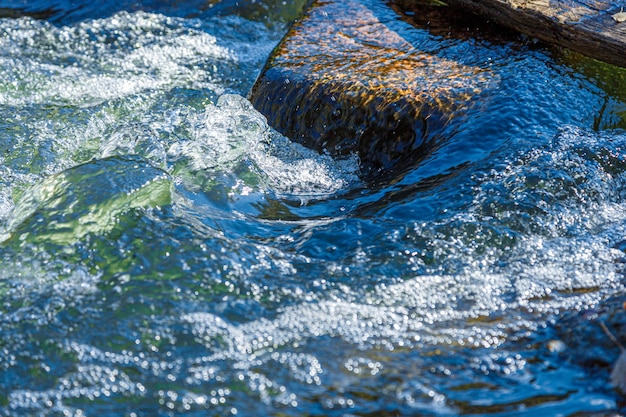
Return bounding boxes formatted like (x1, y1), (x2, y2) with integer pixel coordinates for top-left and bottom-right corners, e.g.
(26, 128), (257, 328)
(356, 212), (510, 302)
(0, 1), (625, 416)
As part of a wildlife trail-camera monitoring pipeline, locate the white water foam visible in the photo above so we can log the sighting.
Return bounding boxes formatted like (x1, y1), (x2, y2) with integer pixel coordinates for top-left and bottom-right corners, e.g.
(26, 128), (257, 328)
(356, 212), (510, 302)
(166, 94), (361, 203)
(0, 12), (279, 107)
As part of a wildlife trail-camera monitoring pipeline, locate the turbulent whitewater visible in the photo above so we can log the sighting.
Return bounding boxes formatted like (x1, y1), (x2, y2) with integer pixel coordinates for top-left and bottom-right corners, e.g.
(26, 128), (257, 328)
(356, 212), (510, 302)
(0, 2), (626, 416)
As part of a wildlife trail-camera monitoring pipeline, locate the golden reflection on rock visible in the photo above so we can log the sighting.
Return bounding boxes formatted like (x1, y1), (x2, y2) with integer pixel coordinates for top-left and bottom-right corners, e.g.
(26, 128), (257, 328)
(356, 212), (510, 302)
(249, 0), (493, 176)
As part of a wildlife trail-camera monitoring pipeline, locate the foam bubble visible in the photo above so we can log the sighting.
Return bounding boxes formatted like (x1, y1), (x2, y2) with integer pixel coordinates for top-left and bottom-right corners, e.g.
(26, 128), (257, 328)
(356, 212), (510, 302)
(0, 13), (241, 106)
(168, 94), (361, 203)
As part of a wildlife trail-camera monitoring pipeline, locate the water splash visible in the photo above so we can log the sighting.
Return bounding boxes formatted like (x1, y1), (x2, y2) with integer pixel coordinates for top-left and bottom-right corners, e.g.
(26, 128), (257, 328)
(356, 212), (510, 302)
(0, 13), (237, 106)
(0, 3), (625, 417)
(167, 94), (361, 204)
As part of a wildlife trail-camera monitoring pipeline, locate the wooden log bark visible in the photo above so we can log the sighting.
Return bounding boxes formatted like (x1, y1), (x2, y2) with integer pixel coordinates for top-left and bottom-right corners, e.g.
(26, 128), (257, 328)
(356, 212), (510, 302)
(248, 0), (494, 177)
(434, 0), (626, 68)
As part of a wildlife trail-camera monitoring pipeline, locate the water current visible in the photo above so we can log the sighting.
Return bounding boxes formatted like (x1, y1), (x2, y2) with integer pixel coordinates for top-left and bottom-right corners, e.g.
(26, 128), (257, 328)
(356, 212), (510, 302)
(1, 0), (626, 416)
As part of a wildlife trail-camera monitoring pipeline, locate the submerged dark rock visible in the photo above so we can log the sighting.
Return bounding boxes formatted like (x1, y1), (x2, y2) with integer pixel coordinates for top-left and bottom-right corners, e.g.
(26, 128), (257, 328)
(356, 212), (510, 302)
(248, 0), (493, 177)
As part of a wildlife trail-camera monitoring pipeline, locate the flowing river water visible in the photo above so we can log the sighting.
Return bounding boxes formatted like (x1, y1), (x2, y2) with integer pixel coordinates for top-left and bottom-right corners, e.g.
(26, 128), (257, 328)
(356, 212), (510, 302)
(1, 0), (626, 416)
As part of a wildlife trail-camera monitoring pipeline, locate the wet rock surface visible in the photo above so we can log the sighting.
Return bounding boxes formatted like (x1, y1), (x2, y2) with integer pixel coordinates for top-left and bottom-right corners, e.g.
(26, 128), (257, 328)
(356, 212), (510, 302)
(248, 0), (495, 178)
(428, 0), (626, 68)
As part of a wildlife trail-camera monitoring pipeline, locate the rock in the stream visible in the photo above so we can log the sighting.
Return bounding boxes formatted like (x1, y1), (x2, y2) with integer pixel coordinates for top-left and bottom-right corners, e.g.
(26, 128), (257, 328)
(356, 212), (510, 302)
(249, 0), (492, 177)
(611, 349), (626, 393)
(552, 299), (626, 399)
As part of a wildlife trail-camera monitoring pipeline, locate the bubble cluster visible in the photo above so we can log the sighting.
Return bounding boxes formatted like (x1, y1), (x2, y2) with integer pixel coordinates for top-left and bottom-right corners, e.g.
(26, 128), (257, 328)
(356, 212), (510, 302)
(0, 3), (625, 417)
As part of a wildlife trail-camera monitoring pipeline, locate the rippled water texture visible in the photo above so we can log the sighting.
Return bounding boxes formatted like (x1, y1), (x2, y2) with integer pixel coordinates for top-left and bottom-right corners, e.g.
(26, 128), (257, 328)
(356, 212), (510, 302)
(1, 1), (626, 416)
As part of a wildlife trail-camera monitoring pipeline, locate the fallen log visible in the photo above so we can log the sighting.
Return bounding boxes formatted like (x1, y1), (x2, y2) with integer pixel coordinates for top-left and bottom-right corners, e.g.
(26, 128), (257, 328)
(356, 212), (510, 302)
(248, 0), (494, 177)
(427, 0), (626, 68)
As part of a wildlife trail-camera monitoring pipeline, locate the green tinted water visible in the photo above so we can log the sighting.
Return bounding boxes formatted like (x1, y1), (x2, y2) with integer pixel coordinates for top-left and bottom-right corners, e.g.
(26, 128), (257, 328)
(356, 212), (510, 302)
(0, 1), (626, 416)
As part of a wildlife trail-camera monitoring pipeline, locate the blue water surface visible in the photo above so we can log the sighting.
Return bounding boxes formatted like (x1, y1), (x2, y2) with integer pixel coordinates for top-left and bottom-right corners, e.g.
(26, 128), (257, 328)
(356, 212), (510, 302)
(0, 1), (626, 416)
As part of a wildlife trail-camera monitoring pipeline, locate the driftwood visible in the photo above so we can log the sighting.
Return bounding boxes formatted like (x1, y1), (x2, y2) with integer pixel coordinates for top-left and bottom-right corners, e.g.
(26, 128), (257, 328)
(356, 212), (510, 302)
(436, 0), (626, 68)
